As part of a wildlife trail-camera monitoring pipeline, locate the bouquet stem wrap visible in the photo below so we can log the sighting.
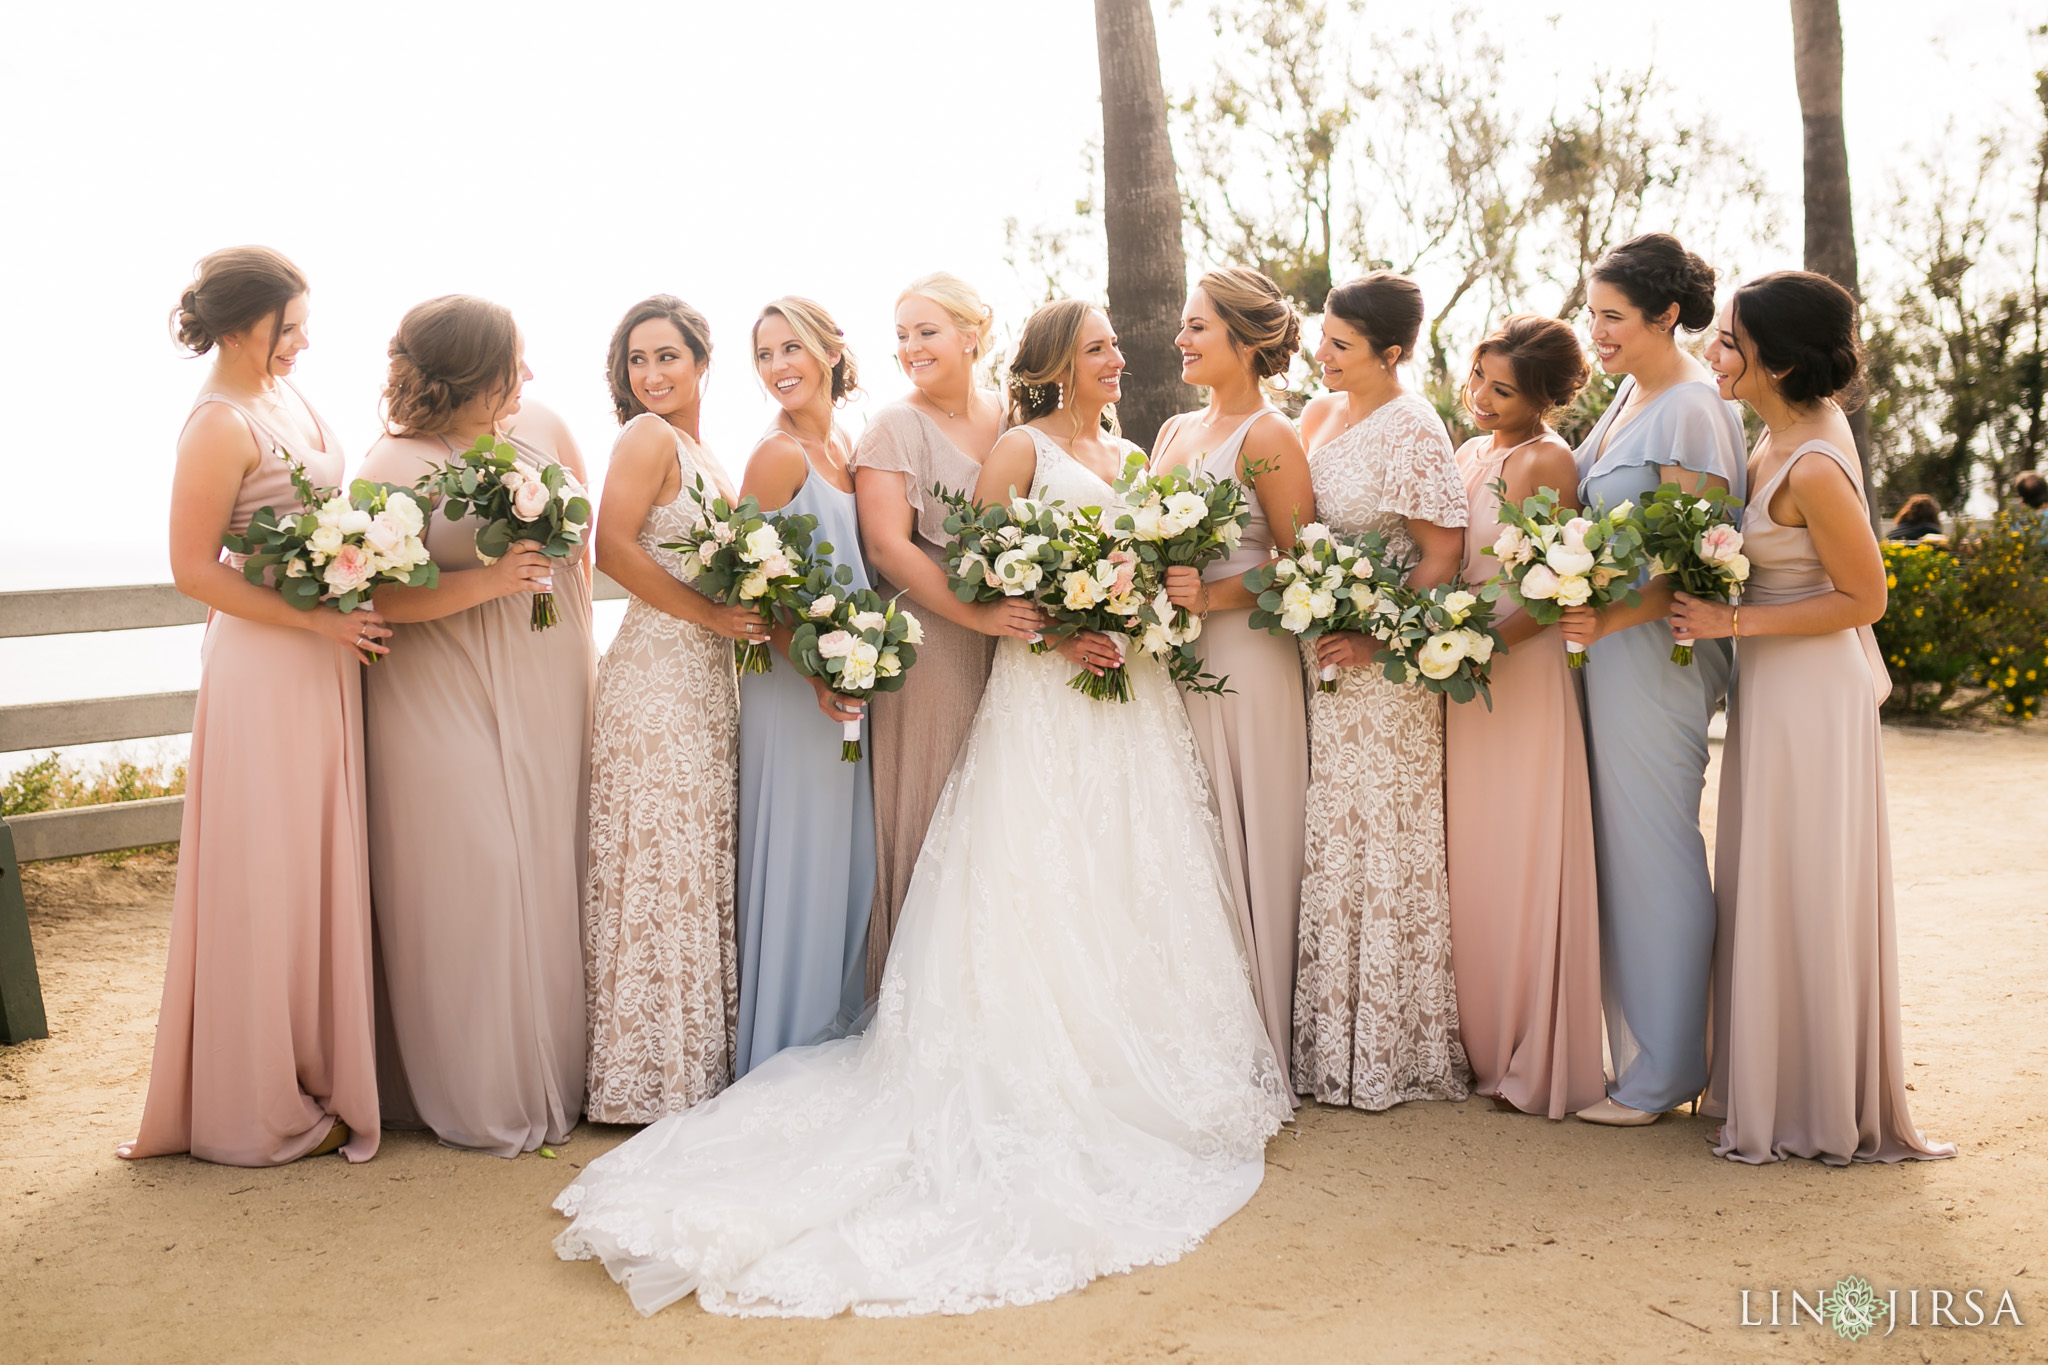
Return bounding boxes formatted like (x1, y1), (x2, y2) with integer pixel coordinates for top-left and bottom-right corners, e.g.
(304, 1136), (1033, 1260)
(841, 718), (862, 762)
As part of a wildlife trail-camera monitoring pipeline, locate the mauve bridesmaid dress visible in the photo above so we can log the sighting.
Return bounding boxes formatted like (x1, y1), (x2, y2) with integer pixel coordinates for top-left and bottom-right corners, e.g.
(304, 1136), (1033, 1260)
(126, 388), (380, 1165)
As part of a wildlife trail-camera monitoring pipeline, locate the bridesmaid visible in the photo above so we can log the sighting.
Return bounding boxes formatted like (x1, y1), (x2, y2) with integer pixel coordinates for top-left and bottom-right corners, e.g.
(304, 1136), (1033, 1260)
(121, 247), (384, 1166)
(357, 296), (595, 1157)
(1558, 233), (1746, 1128)
(1682, 272), (1954, 1164)
(582, 296), (766, 1122)
(1292, 272), (1472, 1109)
(1151, 267), (1316, 1072)
(850, 274), (1041, 995)
(734, 297), (875, 1076)
(1444, 315), (1606, 1120)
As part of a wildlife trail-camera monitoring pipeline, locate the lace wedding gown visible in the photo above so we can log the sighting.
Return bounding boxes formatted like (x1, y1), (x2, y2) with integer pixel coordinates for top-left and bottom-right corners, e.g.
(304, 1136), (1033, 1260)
(554, 431), (1292, 1318)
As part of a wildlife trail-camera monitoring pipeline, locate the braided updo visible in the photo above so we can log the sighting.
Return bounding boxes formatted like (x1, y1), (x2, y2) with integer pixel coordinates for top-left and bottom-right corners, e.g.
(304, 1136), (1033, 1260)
(1588, 232), (1718, 332)
(1197, 267), (1302, 382)
(1728, 270), (1863, 407)
(382, 295), (522, 437)
(171, 246), (307, 357)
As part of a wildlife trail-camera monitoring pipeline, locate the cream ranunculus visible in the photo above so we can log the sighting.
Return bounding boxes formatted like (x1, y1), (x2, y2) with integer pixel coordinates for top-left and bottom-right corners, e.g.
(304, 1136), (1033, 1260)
(875, 652), (902, 678)
(1061, 569), (1103, 611)
(806, 594), (838, 619)
(993, 548), (1043, 594)
(816, 629), (856, 659)
(308, 522), (345, 558)
(363, 512), (408, 559)
(1519, 564), (1562, 599)
(1554, 574), (1593, 606)
(1461, 628), (1494, 664)
(1545, 542), (1596, 577)
(738, 569), (770, 600)
(1725, 553), (1751, 582)
(1416, 631), (1469, 680)
(1273, 558), (1299, 583)
(1441, 590), (1477, 621)
(1491, 525), (1530, 565)
(742, 523), (782, 561)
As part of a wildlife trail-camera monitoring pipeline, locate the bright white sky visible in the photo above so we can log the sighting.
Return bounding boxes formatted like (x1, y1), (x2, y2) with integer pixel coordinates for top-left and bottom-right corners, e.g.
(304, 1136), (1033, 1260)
(0, 0), (2038, 600)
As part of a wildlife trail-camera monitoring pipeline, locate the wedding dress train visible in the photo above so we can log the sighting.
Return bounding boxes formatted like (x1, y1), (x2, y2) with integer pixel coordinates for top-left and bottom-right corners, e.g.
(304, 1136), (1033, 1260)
(553, 434), (1291, 1317)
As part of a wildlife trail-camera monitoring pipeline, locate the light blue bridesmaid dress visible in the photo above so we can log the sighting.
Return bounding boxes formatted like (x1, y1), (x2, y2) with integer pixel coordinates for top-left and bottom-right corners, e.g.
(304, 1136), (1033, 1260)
(734, 456), (876, 1077)
(1573, 378), (1746, 1113)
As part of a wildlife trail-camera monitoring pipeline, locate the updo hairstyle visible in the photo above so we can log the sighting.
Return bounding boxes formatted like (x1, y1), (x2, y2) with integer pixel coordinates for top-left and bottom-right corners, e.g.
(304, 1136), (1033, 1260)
(1199, 266), (1301, 381)
(1588, 232), (1718, 332)
(898, 272), (995, 361)
(1728, 270), (1863, 407)
(1469, 314), (1592, 415)
(1005, 298), (1117, 432)
(1323, 272), (1424, 363)
(382, 295), (522, 437)
(607, 294), (713, 424)
(172, 246), (307, 357)
(754, 296), (859, 404)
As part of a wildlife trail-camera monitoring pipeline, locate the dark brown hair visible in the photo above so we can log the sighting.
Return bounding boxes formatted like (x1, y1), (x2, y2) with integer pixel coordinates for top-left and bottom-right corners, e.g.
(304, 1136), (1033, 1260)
(2016, 470), (2048, 509)
(607, 295), (713, 425)
(1894, 493), (1942, 526)
(382, 295), (522, 437)
(172, 246), (307, 358)
(1728, 270), (1863, 407)
(1469, 314), (1591, 415)
(1588, 233), (1718, 331)
(1323, 272), (1424, 362)
(1198, 267), (1301, 380)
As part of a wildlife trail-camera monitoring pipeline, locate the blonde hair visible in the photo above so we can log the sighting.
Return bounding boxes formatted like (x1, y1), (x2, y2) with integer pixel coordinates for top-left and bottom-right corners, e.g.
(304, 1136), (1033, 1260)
(1197, 267), (1301, 382)
(897, 272), (995, 360)
(753, 296), (859, 404)
(1005, 298), (1117, 433)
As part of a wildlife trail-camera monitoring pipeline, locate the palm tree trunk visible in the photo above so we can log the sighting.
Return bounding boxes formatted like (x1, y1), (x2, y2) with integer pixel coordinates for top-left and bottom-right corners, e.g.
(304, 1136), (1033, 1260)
(1790, 0), (1877, 517)
(1096, 0), (1195, 450)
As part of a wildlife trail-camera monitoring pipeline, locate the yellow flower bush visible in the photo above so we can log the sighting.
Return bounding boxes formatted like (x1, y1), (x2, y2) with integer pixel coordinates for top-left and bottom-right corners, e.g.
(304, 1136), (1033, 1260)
(1874, 510), (2048, 719)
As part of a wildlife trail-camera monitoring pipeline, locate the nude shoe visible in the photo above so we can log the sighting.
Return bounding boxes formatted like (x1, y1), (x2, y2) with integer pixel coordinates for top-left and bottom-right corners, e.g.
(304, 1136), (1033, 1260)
(1575, 1097), (1662, 1127)
(306, 1119), (350, 1158)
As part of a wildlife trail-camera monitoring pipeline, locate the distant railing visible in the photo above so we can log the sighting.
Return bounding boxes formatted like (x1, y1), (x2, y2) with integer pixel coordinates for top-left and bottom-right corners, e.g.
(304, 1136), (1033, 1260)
(0, 575), (629, 862)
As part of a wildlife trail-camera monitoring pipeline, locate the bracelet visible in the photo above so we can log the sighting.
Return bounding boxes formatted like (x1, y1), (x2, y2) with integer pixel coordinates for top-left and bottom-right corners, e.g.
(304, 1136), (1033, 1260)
(1731, 605), (1741, 639)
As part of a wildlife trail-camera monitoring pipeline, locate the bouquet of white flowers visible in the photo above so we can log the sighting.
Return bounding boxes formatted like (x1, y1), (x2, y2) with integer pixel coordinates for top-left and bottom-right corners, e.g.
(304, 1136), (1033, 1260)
(661, 475), (829, 675)
(1244, 523), (1410, 691)
(1371, 580), (1505, 708)
(787, 589), (923, 760)
(931, 485), (1071, 605)
(1480, 480), (1646, 668)
(1633, 483), (1749, 665)
(1035, 498), (1153, 703)
(1106, 454), (1254, 695)
(223, 456), (437, 656)
(419, 434), (591, 630)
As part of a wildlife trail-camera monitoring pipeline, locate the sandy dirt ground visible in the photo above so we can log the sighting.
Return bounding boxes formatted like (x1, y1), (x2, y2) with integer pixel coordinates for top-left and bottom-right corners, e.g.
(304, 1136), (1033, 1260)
(3, 723), (2044, 1364)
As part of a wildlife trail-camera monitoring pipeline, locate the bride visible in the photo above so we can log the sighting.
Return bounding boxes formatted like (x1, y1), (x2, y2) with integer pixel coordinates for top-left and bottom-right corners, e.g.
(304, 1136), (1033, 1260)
(553, 299), (1292, 1318)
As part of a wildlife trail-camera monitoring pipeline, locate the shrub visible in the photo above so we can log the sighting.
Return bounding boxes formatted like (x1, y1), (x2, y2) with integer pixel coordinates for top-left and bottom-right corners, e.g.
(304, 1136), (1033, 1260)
(1, 752), (187, 863)
(1873, 510), (2048, 720)
(1875, 542), (1978, 712)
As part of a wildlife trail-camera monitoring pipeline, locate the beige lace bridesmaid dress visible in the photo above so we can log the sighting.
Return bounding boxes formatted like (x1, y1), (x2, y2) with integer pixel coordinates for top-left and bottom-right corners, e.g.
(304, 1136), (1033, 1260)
(1294, 392), (1472, 1109)
(1704, 438), (1954, 1164)
(126, 387), (379, 1165)
(582, 417), (740, 1122)
(849, 402), (998, 996)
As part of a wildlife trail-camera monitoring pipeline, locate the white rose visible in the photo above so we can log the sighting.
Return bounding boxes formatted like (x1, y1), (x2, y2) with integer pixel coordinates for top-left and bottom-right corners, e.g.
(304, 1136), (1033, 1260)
(899, 611), (923, 644)
(363, 512), (408, 559)
(1417, 631), (1469, 680)
(876, 652), (902, 678)
(1061, 570), (1103, 611)
(1217, 520), (1244, 550)
(1519, 564), (1562, 600)
(316, 496), (350, 526)
(1128, 502), (1165, 540)
(1307, 589), (1337, 621)
(993, 548), (1043, 594)
(1350, 556), (1376, 580)
(308, 523), (345, 557)
(1298, 522), (1332, 547)
(1279, 601), (1315, 634)
(738, 569), (770, 600)
(743, 524), (782, 561)
(1491, 526), (1530, 565)
(698, 539), (719, 561)
(1554, 574), (1593, 607)
(816, 629), (856, 659)
(997, 524), (1024, 547)
(1274, 558), (1299, 583)
(851, 610), (887, 633)
(1442, 590), (1477, 621)
(1019, 534), (1050, 557)
(1725, 553), (1751, 583)
(385, 493), (425, 538)
(285, 558), (308, 578)
(1462, 628), (1494, 664)
(757, 551), (792, 580)
(807, 594), (838, 619)
(498, 467), (525, 493)
(957, 551), (989, 586)
(1558, 517), (1595, 552)
(1545, 542), (1596, 577)
(1280, 579), (1318, 618)
(711, 520), (736, 545)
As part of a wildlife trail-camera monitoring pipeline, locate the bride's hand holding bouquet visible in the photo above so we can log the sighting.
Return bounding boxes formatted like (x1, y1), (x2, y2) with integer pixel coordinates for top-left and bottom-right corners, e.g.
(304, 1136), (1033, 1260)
(420, 433), (591, 631)
(1110, 452), (1252, 695)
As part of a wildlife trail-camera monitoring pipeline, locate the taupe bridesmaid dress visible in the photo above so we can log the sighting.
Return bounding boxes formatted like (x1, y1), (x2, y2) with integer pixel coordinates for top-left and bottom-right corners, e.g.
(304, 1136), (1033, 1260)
(1704, 438), (1954, 1165)
(849, 401), (998, 996)
(1443, 436), (1605, 1119)
(1173, 409), (1309, 1074)
(357, 429), (595, 1157)
(581, 416), (739, 1122)
(125, 388), (379, 1165)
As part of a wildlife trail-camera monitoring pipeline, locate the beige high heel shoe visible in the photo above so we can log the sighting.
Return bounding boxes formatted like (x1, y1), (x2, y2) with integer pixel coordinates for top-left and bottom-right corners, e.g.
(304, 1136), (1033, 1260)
(306, 1119), (350, 1157)
(1575, 1097), (1662, 1127)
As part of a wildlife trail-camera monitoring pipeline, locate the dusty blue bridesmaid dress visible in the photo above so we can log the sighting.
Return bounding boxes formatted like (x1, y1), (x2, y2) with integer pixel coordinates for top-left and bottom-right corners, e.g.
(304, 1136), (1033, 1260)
(735, 459), (876, 1077)
(1573, 378), (1746, 1113)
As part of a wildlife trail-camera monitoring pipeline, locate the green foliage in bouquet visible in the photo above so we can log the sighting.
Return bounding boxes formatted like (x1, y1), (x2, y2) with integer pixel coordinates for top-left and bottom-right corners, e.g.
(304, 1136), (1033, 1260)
(930, 484), (1071, 604)
(223, 453), (438, 622)
(1373, 580), (1505, 709)
(787, 589), (923, 760)
(1633, 482), (1749, 665)
(660, 473), (830, 674)
(421, 434), (591, 630)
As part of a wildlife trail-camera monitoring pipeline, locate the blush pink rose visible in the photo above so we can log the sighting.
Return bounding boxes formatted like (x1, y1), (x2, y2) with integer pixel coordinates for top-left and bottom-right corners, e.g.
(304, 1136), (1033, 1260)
(322, 543), (375, 595)
(512, 478), (552, 522)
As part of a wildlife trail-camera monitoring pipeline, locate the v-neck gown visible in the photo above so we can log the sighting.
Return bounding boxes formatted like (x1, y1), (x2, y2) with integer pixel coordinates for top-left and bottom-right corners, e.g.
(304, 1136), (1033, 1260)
(126, 388), (380, 1165)
(1703, 439), (1953, 1165)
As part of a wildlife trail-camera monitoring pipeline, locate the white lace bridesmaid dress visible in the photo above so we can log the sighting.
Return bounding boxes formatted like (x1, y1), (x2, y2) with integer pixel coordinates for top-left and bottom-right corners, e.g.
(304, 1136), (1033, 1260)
(553, 427), (1290, 1318)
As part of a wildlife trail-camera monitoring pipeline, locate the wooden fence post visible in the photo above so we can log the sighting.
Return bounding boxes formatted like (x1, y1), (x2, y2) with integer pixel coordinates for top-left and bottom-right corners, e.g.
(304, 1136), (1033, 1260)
(0, 819), (50, 1043)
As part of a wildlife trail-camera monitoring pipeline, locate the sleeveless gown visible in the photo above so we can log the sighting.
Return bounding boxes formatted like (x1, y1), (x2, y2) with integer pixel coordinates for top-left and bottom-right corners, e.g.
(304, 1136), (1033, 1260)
(1173, 409), (1309, 1076)
(733, 455), (875, 1077)
(1703, 439), (1954, 1165)
(850, 402), (999, 997)
(1572, 378), (1746, 1113)
(1293, 393), (1472, 1110)
(358, 429), (595, 1157)
(126, 387), (379, 1165)
(552, 427), (1290, 1318)
(582, 416), (741, 1122)
(1443, 436), (1605, 1118)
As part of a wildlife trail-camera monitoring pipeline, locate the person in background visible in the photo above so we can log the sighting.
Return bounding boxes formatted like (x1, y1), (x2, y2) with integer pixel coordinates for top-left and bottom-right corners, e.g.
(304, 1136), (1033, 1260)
(1884, 493), (1946, 546)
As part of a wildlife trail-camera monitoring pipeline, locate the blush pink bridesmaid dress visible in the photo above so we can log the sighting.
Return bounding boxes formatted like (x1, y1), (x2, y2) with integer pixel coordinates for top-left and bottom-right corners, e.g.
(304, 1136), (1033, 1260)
(1704, 438), (1953, 1165)
(1443, 436), (1605, 1119)
(124, 388), (380, 1165)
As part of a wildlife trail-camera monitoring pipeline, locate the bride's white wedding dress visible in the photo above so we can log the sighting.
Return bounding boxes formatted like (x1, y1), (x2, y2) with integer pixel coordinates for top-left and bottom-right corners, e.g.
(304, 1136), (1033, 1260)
(553, 431), (1291, 1317)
